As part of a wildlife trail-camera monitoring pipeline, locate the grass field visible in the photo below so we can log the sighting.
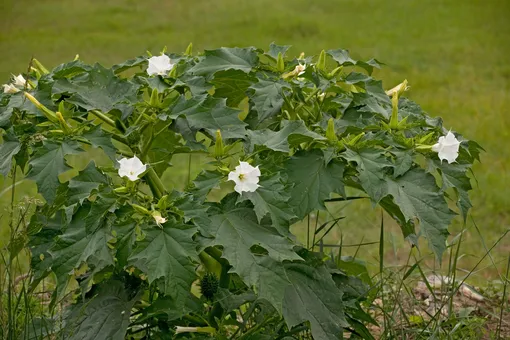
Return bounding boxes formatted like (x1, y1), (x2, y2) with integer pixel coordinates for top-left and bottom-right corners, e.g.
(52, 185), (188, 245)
(1, 0), (509, 278)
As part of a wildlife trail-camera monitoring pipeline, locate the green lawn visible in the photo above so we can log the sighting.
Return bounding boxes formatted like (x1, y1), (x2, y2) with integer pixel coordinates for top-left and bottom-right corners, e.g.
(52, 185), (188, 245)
(1, 0), (509, 278)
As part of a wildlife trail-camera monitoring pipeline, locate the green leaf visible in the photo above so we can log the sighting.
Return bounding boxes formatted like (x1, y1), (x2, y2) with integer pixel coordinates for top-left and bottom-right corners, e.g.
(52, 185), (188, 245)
(169, 95), (247, 139)
(67, 161), (107, 206)
(202, 196), (301, 267)
(0, 128), (21, 176)
(385, 168), (455, 258)
(282, 263), (348, 340)
(62, 280), (139, 340)
(211, 69), (256, 106)
(112, 55), (147, 74)
(49, 203), (114, 291)
(52, 63), (140, 118)
(82, 125), (117, 162)
(285, 150), (346, 219)
(148, 128), (192, 176)
(128, 219), (198, 305)
(27, 141), (81, 204)
(248, 78), (290, 124)
(392, 150), (414, 177)
(246, 120), (325, 153)
(28, 210), (66, 284)
(266, 42), (292, 60)
(430, 160), (472, 222)
(192, 170), (223, 199)
(237, 174), (296, 236)
(112, 218), (137, 269)
(189, 47), (259, 77)
(173, 74), (212, 96)
(379, 196), (417, 244)
(343, 147), (393, 203)
(51, 60), (92, 79)
(201, 195), (301, 308)
(327, 49), (381, 75)
(145, 293), (202, 321)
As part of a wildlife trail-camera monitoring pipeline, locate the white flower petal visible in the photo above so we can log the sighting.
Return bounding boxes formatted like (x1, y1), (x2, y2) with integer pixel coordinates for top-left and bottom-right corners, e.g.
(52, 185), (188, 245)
(12, 74), (26, 87)
(432, 132), (461, 163)
(118, 156), (147, 181)
(3, 84), (19, 94)
(147, 55), (174, 76)
(228, 161), (261, 194)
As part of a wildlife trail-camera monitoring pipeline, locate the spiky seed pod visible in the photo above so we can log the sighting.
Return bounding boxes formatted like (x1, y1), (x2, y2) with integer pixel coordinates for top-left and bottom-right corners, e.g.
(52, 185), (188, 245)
(199, 272), (219, 300)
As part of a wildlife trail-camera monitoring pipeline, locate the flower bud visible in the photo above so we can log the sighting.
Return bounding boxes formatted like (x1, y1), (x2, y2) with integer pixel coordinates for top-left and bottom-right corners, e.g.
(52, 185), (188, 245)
(213, 130), (225, 158)
(326, 118), (338, 142)
(131, 204), (151, 216)
(175, 326), (215, 335)
(327, 66), (343, 79)
(114, 186), (129, 194)
(149, 88), (160, 107)
(317, 50), (326, 72)
(276, 52), (285, 73)
(32, 59), (49, 75)
(23, 92), (58, 123)
(185, 42), (193, 56)
(56, 112), (71, 134)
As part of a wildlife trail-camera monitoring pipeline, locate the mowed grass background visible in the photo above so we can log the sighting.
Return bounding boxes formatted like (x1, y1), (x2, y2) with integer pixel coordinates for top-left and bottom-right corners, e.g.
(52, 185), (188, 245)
(1, 0), (509, 279)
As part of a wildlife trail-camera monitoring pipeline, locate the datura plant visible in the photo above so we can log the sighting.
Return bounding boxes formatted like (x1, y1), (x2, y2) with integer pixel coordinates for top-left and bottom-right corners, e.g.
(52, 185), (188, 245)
(0, 44), (481, 339)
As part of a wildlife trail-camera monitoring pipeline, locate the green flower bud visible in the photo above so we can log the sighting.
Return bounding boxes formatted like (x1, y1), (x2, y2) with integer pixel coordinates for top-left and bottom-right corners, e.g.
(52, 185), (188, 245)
(213, 130), (225, 158)
(276, 52), (285, 73)
(185, 42), (193, 56)
(327, 66), (343, 79)
(114, 186), (129, 194)
(56, 112), (71, 134)
(131, 204), (151, 216)
(32, 58), (49, 75)
(24, 92), (58, 123)
(149, 88), (160, 107)
(317, 50), (326, 72)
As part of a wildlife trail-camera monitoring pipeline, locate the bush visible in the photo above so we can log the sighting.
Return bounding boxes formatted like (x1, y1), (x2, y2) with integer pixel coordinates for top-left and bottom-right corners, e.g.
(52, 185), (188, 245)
(0, 44), (480, 339)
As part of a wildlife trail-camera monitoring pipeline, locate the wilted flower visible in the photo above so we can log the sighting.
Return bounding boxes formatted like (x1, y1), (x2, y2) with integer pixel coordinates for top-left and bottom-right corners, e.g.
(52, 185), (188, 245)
(295, 63), (306, 75)
(147, 55), (174, 76)
(152, 211), (167, 228)
(118, 156), (147, 181)
(2, 84), (19, 94)
(432, 131), (461, 164)
(12, 74), (27, 87)
(228, 161), (261, 194)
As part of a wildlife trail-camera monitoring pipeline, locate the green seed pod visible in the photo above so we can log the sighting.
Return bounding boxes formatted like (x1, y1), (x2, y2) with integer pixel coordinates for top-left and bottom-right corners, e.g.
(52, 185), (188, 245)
(326, 118), (338, 142)
(199, 272), (219, 300)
